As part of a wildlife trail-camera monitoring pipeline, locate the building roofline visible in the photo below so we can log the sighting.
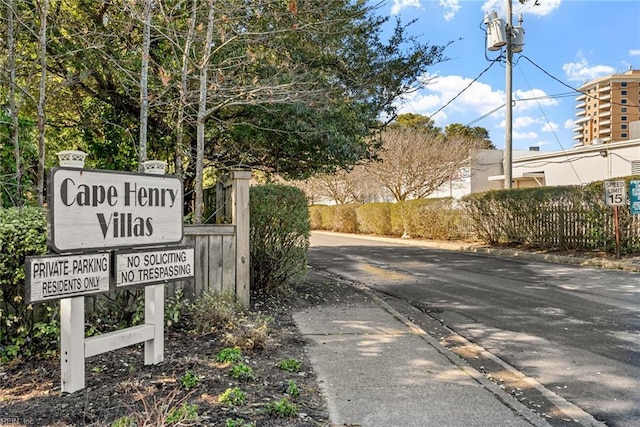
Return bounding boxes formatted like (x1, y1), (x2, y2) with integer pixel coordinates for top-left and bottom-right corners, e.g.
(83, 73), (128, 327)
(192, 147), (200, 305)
(512, 138), (640, 164)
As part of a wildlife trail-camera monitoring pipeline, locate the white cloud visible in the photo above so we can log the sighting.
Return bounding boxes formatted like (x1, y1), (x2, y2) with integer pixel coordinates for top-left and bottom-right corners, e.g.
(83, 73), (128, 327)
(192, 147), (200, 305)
(562, 52), (615, 83)
(630, 49), (640, 57)
(409, 74), (504, 125)
(391, 0), (421, 15)
(513, 88), (559, 111)
(564, 118), (575, 130)
(541, 122), (558, 132)
(440, 0), (461, 21)
(513, 116), (540, 129)
(513, 130), (538, 140)
(482, 0), (560, 17)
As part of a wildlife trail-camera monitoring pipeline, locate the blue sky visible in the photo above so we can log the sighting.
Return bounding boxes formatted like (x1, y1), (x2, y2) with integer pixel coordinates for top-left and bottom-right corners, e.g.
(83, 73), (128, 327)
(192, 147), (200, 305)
(378, 0), (640, 152)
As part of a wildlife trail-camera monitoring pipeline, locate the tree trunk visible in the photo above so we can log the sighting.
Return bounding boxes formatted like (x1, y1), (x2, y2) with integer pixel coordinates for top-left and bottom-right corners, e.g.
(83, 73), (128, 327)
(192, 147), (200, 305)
(36, 0), (48, 207)
(194, 1), (215, 224)
(175, 0), (198, 177)
(7, 0), (20, 207)
(138, 0), (152, 169)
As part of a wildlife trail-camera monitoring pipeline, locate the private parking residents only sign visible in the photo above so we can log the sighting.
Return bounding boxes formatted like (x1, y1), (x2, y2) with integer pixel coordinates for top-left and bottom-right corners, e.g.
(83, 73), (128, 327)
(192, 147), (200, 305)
(48, 167), (184, 252)
(25, 253), (111, 303)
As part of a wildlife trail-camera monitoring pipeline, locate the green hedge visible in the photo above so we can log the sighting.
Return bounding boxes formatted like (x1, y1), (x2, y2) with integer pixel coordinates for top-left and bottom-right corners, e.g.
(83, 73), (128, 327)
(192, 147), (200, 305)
(250, 184), (310, 294)
(459, 176), (640, 253)
(356, 203), (391, 235)
(311, 198), (463, 240)
(0, 206), (57, 361)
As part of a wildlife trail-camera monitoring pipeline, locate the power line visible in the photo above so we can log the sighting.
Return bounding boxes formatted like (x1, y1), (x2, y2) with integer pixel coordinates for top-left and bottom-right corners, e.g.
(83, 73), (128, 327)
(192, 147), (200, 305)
(517, 66), (583, 184)
(428, 59), (500, 120)
(518, 55), (637, 108)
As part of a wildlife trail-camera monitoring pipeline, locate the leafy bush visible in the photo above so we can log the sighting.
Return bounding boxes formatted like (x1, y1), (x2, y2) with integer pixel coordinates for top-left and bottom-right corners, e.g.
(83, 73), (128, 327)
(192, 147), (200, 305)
(356, 203), (391, 235)
(250, 184), (310, 294)
(406, 199), (464, 240)
(264, 397), (299, 418)
(165, 403), (199, 425)
(189, 291), (245, 335)
(0, 206), (56, 362)
(230, 363), (256, 381)
(218, 387), (247, 406)
(179, 370), (200, 390)
(332, 204), (359, 233)
(216, 347), (243, 363)
(278, 358), (302, 372)
(285, 379), (300, 397)
(308, 205), (324, 230)
(459, 179), (640, 254)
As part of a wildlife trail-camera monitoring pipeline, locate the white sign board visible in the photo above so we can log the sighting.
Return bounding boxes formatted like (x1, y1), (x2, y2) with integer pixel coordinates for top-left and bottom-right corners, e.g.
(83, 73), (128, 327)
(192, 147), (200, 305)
(25, 253), (111, 303)
(604, 180), (626, 206)
(48, 168), (183, 252)
(115, 247), (195, 288)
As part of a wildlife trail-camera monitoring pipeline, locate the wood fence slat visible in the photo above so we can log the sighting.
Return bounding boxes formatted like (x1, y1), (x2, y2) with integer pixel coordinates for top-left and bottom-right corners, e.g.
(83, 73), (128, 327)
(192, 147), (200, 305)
(207, 235), (223, 294)
(221, 234), (235, 294)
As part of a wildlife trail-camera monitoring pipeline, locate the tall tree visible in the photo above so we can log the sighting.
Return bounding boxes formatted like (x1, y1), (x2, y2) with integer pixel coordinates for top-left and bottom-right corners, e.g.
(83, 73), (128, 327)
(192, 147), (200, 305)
(4, 0), (451, 213)
(364, 126), (484, 202)
(445, 123), (495, 149)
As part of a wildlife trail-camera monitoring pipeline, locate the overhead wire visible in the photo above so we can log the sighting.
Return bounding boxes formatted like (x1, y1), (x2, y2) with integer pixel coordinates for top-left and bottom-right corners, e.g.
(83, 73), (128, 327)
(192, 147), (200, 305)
(428, 59), (500, 120)
(517, 65), (583, 183)
(518, 54), (638, 108)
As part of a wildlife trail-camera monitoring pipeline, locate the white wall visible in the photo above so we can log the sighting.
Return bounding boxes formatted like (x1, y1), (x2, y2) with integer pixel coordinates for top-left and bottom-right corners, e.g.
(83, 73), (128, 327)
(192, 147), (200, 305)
(512, 138), (640, 186)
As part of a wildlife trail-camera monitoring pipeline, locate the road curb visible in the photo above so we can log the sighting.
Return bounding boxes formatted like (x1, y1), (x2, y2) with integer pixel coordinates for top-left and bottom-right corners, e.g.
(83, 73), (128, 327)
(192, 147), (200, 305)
(311, 230), (640, 272)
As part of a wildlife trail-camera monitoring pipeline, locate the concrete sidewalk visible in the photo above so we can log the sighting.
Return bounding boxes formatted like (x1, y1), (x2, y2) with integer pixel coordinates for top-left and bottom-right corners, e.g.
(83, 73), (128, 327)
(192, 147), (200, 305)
(293, 268), (552, 427)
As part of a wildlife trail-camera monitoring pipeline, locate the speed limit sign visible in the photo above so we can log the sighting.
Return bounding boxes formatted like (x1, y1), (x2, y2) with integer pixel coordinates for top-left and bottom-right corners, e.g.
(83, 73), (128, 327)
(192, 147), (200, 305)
(604, 180), (626, 206)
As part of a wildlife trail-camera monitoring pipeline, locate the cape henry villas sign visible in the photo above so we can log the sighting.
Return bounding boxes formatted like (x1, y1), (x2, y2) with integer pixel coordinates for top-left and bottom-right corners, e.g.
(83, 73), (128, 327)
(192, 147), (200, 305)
(23, 163), (196, 393)
(48, 167), (184, 252)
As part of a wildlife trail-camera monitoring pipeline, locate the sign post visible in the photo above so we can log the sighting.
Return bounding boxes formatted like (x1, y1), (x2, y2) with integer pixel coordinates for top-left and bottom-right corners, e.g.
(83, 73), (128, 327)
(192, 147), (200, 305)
(604, 180), (626, 259)
(31, 163), (194, 393)
(629, 180), (640, 215)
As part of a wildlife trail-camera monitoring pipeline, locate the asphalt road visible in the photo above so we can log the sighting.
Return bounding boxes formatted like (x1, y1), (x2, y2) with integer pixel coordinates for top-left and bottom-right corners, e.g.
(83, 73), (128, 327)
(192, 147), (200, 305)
(309, 232), (640, 427)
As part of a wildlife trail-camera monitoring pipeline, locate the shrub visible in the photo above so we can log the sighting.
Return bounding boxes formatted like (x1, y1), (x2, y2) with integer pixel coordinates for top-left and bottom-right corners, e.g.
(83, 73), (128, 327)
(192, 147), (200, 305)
(264, 397), (299, 418)
(0, 206), (55, 362)
(308, 205), (324, 230)
(406, 199), (463, 240)
(218, 387), (247, 406)
(189, 291), (244, 335)
(278, 358), (302, 372)
(216, 347), (243, 363)
(179, 370), (200, 390)
(230, 363), (256, 381)
(250, 184), (310, 294)
(332, 204), (359, 233)
(165, 403), (199, 425)
(356, 203), (391, 235)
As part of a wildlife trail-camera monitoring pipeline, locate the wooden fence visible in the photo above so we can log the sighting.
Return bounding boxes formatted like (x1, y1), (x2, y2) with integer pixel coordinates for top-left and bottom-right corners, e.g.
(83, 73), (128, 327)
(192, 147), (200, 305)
(171, 170), (251, 306)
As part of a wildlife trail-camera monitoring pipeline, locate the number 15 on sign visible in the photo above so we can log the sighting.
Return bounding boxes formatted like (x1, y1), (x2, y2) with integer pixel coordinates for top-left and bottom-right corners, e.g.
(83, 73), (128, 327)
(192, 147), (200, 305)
(604, 180), (626, 206)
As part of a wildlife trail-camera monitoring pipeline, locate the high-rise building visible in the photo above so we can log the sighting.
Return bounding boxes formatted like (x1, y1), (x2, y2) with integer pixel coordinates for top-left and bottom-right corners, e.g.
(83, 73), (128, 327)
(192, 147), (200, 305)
(573, 69), (640, 146)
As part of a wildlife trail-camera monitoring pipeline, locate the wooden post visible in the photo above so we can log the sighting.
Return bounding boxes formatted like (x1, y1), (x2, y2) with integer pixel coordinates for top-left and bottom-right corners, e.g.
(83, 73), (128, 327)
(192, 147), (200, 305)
(60, 296), (85, 393)
(144, 284), (164, 364)
(216, 180), (225, 224)
(231, 169), (251, 307)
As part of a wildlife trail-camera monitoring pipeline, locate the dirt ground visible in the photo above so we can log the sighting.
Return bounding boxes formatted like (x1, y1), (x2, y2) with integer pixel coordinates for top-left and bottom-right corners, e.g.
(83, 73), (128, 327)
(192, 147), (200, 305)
(0, 282), (335, 427)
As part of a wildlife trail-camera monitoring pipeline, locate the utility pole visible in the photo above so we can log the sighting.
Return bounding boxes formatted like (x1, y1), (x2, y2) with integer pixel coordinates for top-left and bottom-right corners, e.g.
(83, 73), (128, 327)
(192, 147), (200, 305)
(485, 1), (526, 190)
(505, 0), (513, 189)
